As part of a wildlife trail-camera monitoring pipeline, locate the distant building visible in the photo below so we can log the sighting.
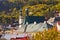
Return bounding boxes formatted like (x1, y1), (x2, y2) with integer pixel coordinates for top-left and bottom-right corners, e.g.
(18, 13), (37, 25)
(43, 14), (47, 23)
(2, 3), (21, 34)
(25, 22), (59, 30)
(18, 16), (48, 32)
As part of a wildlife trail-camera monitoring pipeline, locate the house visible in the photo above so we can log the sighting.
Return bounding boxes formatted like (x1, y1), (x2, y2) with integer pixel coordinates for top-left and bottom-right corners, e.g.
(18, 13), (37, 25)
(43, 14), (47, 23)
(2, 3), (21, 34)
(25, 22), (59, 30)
(17, 16), (48, 32)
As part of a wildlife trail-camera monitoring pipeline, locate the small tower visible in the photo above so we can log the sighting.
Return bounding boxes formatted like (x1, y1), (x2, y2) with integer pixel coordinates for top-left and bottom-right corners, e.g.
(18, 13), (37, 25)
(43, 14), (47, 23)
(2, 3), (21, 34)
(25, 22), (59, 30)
(24, 8), (29, 32)
(19, 10), (23, 28)
(25, 8), (29, 16)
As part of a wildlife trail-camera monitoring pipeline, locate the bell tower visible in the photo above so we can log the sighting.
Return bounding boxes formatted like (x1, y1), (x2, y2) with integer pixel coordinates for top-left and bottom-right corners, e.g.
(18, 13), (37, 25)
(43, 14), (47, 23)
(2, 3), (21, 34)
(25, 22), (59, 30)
(19, 10), (23, 28)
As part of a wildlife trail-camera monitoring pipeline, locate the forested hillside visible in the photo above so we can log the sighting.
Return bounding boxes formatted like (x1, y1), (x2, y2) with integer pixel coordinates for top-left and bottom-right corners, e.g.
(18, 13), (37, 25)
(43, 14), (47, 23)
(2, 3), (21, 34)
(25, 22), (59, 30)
(0, 0), (60, 23)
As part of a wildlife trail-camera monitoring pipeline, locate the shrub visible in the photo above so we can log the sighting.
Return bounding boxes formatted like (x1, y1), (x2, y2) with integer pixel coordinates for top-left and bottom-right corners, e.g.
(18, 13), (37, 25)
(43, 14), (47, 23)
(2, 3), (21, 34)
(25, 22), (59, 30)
(32, 27), (60, 40)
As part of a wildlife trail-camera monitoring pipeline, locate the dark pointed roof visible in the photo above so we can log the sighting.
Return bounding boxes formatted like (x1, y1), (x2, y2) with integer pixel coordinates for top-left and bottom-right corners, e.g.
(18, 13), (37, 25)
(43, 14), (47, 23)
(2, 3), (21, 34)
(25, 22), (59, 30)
(25, 16), (45, 24)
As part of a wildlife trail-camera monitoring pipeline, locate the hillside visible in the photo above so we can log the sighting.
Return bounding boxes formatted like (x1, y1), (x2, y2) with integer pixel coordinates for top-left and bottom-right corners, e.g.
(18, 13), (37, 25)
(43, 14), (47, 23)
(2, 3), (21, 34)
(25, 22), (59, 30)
(0, 0), (60, 23)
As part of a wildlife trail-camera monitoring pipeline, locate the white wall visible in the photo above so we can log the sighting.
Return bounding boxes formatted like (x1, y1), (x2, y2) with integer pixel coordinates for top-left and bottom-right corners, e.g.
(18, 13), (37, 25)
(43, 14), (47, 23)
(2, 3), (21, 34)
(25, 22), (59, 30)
(19, 16), (23, 28)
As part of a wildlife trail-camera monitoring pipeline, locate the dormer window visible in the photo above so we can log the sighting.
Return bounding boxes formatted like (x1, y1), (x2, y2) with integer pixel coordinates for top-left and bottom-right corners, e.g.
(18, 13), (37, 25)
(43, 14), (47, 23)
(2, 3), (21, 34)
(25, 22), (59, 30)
(34, 21), (36, 25)
(44, 21), (46, 24)
(26, 22), (28, 25)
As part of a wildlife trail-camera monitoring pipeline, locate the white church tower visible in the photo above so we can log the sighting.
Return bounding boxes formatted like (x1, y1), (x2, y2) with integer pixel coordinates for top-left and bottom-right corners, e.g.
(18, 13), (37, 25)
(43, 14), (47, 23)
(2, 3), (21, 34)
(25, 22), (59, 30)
(18, 8), (29, 32)
(19, 10), (24, 28)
